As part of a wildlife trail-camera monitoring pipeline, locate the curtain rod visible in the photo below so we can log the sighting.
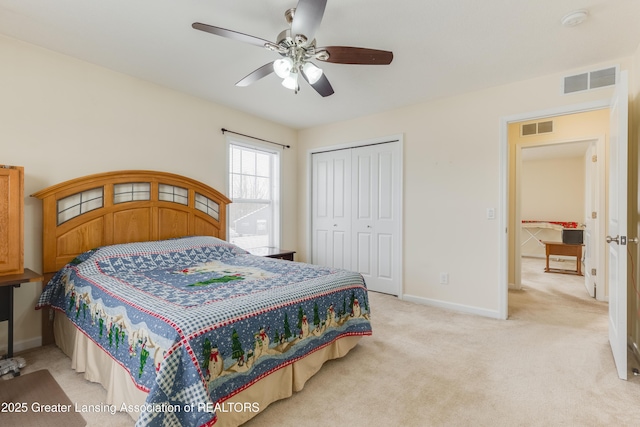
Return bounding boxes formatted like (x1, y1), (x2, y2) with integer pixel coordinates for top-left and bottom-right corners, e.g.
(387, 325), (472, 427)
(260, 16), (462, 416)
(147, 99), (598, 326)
(221, 128), (290, 149)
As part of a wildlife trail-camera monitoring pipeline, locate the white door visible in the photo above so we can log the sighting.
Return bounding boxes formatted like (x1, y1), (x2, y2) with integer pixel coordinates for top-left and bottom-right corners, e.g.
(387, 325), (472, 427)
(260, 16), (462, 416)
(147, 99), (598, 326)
(607, 70), (628, 380)
(583, 143), (597, 298)
(351, 142), (402, 295)
(311, 150), (352, 269)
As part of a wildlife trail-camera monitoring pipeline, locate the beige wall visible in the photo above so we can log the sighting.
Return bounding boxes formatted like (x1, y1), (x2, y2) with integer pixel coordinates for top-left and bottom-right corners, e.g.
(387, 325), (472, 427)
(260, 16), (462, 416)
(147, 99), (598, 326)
(0, 34), (298, 353)
(521, 156), (585, 222)
(519, 155), (586, 258)
(299, 60), (629, 318)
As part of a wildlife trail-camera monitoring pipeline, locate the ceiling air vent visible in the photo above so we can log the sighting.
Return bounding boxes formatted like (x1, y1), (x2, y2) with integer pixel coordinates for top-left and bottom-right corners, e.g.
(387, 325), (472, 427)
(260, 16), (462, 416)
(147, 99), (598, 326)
(521, 120), (553, 136)
(563, 66), (617, 94)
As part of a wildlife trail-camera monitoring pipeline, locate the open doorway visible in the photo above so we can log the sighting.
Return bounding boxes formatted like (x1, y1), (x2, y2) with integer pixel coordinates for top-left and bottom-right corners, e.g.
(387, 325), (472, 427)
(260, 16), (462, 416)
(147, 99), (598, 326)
(507, 109), (609, 304)
(517, 139), (605, 300)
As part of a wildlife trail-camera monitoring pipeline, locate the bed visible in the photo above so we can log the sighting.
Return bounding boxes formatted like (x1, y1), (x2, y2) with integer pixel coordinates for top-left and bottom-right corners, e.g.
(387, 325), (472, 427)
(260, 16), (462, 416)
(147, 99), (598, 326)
(32, 170), (371, 427)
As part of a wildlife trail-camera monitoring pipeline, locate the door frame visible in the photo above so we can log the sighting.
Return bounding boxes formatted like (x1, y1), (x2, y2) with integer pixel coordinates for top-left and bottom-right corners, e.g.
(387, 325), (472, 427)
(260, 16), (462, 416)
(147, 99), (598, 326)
(499, 99), (611, 319)
(306, 134), (404, 297)
(584, 138), (607, 300)
(510, 135), (605, 301)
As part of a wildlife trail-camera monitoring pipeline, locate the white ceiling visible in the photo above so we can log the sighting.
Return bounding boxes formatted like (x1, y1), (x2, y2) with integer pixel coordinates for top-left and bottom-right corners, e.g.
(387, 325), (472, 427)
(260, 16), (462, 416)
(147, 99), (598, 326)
(1, 0), (639, 129)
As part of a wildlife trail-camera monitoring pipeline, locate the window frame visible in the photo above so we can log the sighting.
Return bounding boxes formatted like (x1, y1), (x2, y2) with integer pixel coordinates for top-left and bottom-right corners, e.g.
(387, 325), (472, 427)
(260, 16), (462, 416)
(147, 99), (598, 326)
(225, 136), (281, 249)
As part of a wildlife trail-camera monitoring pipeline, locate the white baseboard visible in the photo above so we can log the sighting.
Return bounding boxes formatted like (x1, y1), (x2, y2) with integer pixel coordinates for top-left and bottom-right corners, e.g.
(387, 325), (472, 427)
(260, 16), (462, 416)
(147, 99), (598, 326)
(0, 336), (42, 355)
(402, 294), (503, 319)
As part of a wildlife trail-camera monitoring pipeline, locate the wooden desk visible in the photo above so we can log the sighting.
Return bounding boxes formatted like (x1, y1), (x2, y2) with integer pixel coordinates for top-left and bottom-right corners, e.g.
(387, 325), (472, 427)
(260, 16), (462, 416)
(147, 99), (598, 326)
(541, 241), (584, 276)
(0, 269), (44, 358)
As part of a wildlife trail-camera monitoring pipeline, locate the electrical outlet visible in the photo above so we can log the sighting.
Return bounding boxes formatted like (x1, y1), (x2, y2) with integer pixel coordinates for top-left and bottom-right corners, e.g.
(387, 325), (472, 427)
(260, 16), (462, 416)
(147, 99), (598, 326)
(439, 272), (449, 285)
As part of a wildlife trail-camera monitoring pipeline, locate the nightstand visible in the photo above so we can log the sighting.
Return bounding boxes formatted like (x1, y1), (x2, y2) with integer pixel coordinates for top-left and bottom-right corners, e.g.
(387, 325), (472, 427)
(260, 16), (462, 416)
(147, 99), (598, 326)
(247, 247), (296, 261)
(0, 268), (44, 358)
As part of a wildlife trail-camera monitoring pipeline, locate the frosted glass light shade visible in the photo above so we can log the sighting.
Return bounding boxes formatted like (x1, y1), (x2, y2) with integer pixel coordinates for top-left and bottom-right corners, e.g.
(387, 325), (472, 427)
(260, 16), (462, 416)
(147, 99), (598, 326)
(273, 58), (293, 78)
(282, 72), (298, 90)
(302, 62), (323, 84)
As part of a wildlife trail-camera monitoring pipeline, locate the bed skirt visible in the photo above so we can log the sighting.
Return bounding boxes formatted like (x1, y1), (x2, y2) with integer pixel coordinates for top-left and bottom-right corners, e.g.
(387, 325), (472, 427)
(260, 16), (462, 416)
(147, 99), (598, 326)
(54, 314), (362, 426)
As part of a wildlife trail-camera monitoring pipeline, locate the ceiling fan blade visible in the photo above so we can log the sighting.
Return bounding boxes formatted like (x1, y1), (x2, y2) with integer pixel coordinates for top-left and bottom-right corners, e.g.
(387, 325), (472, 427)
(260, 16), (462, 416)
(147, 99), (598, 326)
(236, 63), (275, 87)
(317, 46), (393, 65)
(301, 71), (334, 97)
(192, 22), (271, 49)
(291, 0), (327, 42)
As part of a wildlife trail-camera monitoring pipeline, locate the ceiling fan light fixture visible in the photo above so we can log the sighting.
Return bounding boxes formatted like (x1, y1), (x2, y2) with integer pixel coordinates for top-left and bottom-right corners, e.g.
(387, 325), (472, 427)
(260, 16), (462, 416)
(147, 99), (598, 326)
(282, 72), (299, 90)
(192, 1), (393, 97)
(302, 62), (323, 84)
(273, 57), (293, 78)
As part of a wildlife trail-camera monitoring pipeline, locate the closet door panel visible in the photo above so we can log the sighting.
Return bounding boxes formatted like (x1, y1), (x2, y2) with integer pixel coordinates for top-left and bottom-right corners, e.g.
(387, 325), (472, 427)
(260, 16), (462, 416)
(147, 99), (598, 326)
(312, 140), (401, 295)
(352, 143), (400, 294)
(378, 233), (393, 279)
(356, 232), (372, 275)
(378, 151), (394, 220)
(356, 155), (372, 220)
(312, 150), (352, 269)
(314, 229), (329, 267)
(332, 230), (348, 269)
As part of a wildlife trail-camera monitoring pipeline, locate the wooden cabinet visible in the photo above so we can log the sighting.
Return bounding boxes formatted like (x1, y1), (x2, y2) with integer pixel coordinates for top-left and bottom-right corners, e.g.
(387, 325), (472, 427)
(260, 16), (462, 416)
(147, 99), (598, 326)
(0, 166), (24, 276)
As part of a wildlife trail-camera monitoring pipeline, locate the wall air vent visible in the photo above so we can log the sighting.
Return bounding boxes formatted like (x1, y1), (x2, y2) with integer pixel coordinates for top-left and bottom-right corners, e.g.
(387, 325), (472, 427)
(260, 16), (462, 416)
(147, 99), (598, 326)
(522, 123), (537, 136)
(521, 120), (553, 136)
(537, 120), (553, 134)
(563, 66), (617, 94)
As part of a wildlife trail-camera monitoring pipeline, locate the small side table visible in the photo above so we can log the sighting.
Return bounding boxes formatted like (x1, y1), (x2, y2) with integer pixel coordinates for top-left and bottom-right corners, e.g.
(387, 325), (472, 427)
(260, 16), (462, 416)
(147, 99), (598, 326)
(247, 247), (296, 261)
(0, 268), (44, 358)
(541, 241), (584, 276)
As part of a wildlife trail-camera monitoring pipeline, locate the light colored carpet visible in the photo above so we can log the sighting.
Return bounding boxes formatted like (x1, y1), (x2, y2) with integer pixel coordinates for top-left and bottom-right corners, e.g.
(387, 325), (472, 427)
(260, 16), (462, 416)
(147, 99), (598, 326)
(11, 257), (640, 426)
(0, 369), (86, 427)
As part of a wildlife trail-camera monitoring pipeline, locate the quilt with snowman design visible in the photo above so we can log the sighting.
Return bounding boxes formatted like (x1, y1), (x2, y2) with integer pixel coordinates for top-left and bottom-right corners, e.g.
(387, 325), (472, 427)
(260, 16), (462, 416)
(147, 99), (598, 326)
(37, 236), (371, 426)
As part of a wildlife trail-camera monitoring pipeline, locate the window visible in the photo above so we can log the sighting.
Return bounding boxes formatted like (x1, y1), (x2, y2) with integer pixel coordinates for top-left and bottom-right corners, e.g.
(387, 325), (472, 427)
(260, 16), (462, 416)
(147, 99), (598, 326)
(228, 140), (280, 250)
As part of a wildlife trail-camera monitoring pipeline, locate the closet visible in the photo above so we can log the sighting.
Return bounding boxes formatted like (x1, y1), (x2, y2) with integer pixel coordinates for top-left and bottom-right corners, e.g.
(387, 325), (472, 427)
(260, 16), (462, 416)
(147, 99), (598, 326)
(311, 140), (402, 295)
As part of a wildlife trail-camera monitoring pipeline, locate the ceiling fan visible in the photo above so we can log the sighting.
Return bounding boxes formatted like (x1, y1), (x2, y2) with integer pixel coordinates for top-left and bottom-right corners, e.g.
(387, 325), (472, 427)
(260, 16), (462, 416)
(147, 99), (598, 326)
(192, 0), (393, 97)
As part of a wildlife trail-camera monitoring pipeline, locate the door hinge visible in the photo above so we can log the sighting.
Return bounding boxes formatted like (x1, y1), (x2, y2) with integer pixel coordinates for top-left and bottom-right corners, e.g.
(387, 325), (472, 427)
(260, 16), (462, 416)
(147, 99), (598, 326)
(591, 268), (596, 276)
(591, 212), (597, 219)
(592, 155), (597, 162)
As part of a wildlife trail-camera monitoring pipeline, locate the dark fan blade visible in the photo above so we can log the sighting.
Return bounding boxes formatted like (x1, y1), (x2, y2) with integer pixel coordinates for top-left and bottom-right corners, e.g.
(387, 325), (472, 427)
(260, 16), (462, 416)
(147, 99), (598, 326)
(192, 22), (271, 49)
(317, 46), (393, 65)
(236, 63), (275, 87)
(291, 0), (327, 41)
(301, 71), (334, 97)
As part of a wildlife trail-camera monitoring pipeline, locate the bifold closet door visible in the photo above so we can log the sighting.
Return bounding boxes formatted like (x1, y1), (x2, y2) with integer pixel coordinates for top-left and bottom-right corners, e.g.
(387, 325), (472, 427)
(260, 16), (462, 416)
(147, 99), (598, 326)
(312, 141), (401, 295)
(311, 149), (352, 270)
(351, 143), (401, 295)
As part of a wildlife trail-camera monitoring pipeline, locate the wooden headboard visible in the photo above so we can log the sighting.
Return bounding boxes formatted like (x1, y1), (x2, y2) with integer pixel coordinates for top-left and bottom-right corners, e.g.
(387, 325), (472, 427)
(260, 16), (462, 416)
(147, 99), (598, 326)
(32, 170), (231, 344)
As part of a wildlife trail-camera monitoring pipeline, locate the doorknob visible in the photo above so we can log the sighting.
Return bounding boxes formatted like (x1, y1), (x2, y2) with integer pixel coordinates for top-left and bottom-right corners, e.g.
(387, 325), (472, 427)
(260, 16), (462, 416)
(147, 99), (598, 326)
(606, 235), (620, 244)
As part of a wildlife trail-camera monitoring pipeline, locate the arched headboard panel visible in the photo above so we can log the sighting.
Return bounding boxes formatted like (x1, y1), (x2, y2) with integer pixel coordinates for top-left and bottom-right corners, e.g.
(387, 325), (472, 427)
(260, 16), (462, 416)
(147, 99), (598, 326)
(32, 170), (231, 275)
